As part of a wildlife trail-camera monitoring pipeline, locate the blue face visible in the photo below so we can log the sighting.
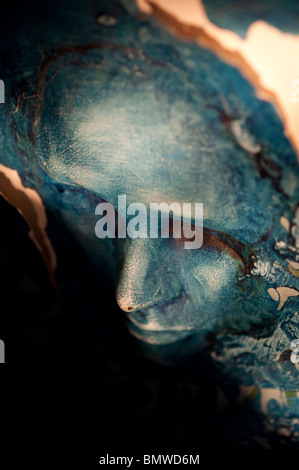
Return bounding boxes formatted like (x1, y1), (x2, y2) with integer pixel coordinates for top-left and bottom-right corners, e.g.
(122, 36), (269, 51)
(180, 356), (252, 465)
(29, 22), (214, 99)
(2, 0), (299, 382)
(32, 33), (299, 365)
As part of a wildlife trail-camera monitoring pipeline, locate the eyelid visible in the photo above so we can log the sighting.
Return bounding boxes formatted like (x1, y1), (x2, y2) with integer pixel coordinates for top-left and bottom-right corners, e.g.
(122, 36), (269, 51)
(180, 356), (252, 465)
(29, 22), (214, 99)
(171, 222), (251, 272)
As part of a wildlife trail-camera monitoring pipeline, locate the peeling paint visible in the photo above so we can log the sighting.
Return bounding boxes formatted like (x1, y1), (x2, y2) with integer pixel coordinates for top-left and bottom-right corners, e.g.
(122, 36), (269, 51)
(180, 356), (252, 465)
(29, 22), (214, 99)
(268, 286), (299, 310)
(280, 216), (290, 232)
(260, 388), (287, 415)
(136, 0), (299, 161)
(0, 164), (57, 288)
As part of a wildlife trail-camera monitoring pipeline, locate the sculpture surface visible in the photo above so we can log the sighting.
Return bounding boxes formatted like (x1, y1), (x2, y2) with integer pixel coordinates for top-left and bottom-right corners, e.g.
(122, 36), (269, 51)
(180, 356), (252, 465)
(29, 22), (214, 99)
(1, 0), (299, 448)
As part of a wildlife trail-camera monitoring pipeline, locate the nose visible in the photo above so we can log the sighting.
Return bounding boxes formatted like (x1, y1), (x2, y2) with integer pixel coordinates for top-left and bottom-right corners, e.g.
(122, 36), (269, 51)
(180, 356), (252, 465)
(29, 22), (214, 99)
(116, 239), (181, 313)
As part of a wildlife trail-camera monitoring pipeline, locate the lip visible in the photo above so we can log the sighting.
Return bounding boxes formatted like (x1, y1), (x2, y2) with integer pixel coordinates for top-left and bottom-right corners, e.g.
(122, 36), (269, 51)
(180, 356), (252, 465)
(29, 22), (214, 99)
(127, 289), (193, 328)
(127, 313), (195, 331)
(125, 290), (199, 344)
(126, 320), (196, 345)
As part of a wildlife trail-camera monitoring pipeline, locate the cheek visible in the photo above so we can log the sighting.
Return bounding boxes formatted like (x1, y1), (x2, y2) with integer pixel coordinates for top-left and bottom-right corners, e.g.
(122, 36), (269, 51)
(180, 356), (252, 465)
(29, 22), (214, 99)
(176, 247), (243, 307)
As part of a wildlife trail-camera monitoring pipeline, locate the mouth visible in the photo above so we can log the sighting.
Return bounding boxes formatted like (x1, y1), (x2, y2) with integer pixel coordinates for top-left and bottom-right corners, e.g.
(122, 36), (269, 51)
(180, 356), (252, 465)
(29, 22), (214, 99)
(126, 320), (197, 345)
(127, 314), (195, 332)
(125, 291), (199, 345)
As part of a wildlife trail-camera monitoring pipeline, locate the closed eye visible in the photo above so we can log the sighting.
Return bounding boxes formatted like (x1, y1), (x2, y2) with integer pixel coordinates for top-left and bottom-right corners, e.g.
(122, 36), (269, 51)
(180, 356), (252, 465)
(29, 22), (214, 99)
(170, 220), (253, 275)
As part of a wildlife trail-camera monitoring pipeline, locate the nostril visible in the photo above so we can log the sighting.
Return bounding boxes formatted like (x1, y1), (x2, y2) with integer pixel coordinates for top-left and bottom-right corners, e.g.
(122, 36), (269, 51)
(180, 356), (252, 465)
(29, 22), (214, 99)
(127, 306), (133, 311)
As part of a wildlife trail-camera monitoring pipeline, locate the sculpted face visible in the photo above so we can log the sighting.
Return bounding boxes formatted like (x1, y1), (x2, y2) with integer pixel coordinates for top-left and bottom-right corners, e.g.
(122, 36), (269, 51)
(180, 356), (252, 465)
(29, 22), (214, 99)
(3, 0), (299, 372)
(33, 38), (298, 356)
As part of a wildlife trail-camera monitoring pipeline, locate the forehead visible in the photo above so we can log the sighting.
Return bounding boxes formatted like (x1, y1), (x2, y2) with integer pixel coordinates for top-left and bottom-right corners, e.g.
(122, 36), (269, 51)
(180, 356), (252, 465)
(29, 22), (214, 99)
(36, 46), (298, 243)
